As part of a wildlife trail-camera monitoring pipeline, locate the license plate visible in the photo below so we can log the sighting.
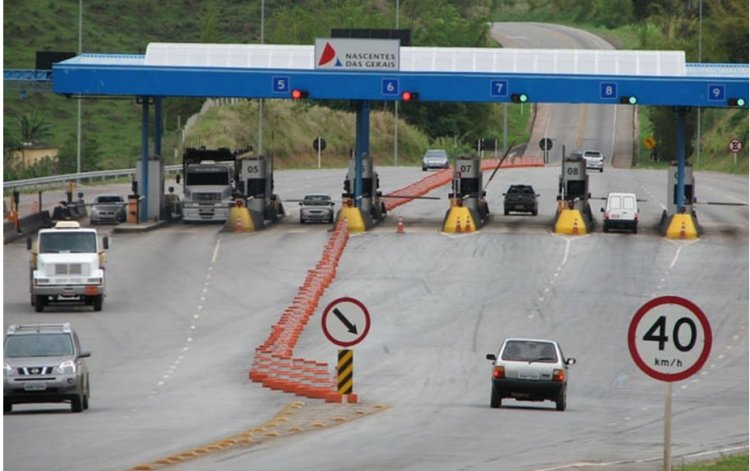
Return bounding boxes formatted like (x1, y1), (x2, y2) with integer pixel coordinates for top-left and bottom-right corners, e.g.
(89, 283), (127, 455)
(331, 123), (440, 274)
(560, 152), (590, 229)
(611, 214), (620, 219)
(24, 383), (47, 391)
(515, 205), (525, 209)
(518, 372), (540, 380)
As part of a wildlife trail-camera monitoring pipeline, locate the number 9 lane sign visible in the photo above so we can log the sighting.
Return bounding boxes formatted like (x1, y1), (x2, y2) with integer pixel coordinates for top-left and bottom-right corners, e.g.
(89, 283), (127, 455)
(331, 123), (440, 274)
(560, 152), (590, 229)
(628, 296), (712, 382)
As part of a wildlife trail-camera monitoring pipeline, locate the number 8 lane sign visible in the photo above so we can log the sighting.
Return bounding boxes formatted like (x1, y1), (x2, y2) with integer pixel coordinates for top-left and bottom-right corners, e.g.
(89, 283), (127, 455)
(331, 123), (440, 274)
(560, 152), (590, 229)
(628, 296), (712, 382)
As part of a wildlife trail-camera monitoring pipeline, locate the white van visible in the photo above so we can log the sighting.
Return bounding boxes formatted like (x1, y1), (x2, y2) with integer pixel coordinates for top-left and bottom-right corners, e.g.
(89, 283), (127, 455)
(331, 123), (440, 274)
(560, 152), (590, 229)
(601, 192), (639, 233)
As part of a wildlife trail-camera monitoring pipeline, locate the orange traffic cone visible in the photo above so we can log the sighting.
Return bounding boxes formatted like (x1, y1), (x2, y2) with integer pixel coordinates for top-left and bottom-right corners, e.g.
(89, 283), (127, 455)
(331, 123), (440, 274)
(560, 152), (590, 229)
(679, 221), (686, 239)
(455, 218), (462, 233)
(572, 218), (579, 235)
(396, 217), (405, 234)
(464, 218), (472, 233)
(235, 218), (243, 233)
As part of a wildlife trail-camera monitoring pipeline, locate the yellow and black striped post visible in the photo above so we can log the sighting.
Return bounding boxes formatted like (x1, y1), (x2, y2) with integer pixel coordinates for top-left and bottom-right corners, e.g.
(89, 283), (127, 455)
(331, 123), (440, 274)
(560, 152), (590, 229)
(337, 349), (354, 395)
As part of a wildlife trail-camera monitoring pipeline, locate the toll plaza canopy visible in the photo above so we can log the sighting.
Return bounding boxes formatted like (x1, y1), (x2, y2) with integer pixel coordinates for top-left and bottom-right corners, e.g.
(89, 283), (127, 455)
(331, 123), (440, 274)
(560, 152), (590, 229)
(53, 43), (748, 108)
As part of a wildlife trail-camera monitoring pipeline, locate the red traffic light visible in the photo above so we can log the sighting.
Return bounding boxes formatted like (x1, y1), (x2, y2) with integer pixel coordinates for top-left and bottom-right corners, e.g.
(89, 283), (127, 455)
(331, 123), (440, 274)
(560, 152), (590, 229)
(401, 91), (419, 102)
(291, 89), (309, 100)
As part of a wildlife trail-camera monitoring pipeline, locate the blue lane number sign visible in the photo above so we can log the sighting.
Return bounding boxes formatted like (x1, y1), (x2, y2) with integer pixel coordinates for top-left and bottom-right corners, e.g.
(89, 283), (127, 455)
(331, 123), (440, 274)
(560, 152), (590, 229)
(491, 80), (508, 97)
(272, 76), (290, 93)
(708, 84), (725, 102)
(600, 82), (617, 99)
(382, 78), (399, 97)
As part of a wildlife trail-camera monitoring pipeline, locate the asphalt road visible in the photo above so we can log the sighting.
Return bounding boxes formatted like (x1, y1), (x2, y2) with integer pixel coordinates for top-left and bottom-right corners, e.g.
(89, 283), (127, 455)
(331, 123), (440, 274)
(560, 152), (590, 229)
(4, 164), (748, 471)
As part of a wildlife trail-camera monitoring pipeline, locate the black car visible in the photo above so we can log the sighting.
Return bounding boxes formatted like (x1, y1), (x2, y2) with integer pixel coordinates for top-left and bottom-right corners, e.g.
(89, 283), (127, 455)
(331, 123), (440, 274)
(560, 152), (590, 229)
(503, 185), (539, 216)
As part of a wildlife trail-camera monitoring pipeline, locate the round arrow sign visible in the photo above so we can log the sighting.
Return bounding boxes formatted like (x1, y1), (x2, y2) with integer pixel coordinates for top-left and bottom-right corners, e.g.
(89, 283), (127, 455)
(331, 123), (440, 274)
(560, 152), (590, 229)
(628, 296), (712, 382)
(321, 297), (371, 347)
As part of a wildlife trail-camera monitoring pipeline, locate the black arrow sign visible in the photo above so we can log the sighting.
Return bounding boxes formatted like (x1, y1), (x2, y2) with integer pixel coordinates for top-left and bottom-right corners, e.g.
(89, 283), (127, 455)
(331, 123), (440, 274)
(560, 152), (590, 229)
(333, 307), (358, 335)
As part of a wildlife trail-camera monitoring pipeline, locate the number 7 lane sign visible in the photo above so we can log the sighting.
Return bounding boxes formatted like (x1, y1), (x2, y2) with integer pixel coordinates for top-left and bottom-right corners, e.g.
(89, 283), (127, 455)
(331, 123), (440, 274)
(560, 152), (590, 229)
(628, 296), (712, 382)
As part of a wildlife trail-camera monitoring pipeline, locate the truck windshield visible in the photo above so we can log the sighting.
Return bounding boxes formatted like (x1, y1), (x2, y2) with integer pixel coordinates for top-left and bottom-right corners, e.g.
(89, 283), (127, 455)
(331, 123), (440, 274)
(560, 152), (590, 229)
(186, 170), (230, 186)
(39, 232), (97, 254)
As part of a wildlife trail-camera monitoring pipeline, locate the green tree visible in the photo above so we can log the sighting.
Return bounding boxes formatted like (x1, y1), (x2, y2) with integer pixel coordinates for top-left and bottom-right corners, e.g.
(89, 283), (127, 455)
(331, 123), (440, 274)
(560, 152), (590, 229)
(57, 135), (104, 174)
(18, 110), (52, 145)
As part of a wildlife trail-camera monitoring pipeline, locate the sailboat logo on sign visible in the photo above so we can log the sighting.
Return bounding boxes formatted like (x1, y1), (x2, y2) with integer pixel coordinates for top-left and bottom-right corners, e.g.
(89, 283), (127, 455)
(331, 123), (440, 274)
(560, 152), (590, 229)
(318, 42), (342, 67)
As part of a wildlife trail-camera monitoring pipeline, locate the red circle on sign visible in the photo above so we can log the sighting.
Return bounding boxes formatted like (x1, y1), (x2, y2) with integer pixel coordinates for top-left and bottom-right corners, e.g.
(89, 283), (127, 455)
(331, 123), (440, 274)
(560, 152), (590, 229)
(321, 297), (371, 348)
(628, 296), (712, 382)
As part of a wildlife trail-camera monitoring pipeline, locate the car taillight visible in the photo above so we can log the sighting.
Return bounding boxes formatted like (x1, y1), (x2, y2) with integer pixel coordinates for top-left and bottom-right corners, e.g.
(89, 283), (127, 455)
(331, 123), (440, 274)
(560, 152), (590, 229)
(635, 213), (639, 222)
(553, 369), (566, 382)
(492, 366), (505, 379)
(603, 211), (610, 220)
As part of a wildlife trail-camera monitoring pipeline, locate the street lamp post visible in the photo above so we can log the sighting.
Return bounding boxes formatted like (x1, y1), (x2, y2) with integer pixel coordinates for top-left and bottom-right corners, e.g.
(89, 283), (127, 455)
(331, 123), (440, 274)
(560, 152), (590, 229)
(257, 0), (265, 155)
(393, 0), (400, 166)
(76, 0), (82, 179)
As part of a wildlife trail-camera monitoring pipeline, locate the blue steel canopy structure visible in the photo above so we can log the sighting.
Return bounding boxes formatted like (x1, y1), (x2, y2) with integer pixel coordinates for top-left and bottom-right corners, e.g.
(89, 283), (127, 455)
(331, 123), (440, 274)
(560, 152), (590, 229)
(43, 43), (750, 221)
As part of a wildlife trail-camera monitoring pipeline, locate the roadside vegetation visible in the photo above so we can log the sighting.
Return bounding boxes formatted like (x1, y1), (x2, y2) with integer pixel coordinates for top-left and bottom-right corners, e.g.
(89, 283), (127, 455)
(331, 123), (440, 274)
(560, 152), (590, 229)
(3, 0), (747, 180)
(678, 454), (748, 471)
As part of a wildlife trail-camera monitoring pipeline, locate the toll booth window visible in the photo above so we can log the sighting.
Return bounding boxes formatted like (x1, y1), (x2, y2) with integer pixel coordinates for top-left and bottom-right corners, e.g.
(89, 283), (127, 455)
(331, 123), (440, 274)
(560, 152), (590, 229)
(39, 232), (97, 254)
(673, 185), (693, 204)
(246, 179), (266, 197)
(566, 181), (586, 199)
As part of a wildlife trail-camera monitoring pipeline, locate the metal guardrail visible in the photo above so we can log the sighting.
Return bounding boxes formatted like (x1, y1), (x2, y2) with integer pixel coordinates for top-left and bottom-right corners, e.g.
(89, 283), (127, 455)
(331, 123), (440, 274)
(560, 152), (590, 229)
(3, 165), (182, 191)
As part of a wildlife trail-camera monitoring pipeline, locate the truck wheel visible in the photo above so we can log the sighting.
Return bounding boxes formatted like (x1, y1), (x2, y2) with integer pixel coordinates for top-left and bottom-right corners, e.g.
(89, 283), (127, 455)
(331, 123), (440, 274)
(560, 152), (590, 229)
(35, 296), (45, 312)
(92, 295), (103, 312)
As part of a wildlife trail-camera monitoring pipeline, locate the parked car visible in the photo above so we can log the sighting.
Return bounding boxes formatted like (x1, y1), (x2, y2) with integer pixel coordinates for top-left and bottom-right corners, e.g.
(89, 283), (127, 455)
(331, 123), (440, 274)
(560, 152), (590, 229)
(486, 338), (575, 411)
(581, 150), (605, 172)
(421, 149), (450, 171)
(601, 192), (639, 233)
(299, 193), (335, 224)
(4, 323), (91, 413)
(89, 194), (126, 224)
(503, 184), (539, 215)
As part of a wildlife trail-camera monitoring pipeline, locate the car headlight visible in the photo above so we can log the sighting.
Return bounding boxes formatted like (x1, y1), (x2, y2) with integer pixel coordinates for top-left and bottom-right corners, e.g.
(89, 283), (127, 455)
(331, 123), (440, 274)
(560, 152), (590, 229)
(4, 363), (13, 377)
(57, 360), (77, 375)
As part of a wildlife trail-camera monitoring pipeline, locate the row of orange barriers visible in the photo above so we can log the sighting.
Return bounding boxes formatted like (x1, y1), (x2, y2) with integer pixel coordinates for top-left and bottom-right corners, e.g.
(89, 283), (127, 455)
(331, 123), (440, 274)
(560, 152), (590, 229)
(248, 218), (352, 403)
(382, 156), (544, 212)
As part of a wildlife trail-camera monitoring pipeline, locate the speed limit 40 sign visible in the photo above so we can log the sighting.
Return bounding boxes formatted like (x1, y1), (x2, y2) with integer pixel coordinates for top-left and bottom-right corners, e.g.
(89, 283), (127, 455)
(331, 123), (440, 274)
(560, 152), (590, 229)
(628, 296), (712, 382)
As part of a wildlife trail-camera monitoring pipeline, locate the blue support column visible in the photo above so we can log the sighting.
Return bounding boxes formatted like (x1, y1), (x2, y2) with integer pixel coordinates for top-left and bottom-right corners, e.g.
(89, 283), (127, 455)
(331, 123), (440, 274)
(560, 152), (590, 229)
(155, 97), (162, 157)
(141, 97), (150, 220)
(675, 108), (686, 211)
(354, 100), (370, 209)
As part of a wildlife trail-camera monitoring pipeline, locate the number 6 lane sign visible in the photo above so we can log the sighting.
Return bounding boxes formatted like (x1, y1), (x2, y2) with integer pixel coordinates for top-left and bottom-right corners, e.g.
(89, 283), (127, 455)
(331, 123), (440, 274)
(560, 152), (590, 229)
(628, 296), (712, 382)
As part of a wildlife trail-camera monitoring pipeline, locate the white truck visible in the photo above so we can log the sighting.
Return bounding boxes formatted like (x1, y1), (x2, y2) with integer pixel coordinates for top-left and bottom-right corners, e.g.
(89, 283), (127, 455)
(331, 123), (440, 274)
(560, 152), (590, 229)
(181, 147), (238, 223)
(27, 221), (108, 312)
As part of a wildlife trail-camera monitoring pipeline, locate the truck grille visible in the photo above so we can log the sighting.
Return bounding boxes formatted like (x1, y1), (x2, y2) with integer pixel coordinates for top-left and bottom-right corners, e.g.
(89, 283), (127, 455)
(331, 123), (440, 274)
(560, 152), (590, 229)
(193, 193), (221, 203)
(53, 263), (85, 275)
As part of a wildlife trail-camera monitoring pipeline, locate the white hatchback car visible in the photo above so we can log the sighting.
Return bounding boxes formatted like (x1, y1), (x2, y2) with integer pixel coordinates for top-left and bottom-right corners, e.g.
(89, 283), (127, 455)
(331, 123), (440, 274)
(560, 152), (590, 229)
(601, 192), (639, 233)
(486, 338), (575, 411)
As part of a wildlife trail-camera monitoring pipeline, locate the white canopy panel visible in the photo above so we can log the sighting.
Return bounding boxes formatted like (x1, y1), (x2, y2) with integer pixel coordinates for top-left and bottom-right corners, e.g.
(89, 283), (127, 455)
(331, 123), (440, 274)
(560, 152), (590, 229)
(144, 43), (687, 76)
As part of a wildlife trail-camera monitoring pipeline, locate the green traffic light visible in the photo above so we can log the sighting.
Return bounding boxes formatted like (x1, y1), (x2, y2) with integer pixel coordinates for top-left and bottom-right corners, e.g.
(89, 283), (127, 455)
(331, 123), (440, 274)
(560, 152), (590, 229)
(737, 98), (746, 107)
(519, 94), (528, 103)
(628, 96), (637, 105)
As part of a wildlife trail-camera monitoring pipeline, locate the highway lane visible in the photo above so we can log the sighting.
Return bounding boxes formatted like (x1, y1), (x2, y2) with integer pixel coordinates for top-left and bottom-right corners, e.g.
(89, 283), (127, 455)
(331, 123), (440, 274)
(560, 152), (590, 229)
(4, 164), (746, 471)
(490, 22), (635, 168)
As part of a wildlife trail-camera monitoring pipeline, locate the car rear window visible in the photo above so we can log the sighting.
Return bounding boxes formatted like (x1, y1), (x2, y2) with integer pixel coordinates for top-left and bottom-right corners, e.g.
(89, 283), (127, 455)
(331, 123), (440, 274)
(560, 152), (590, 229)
(96, 196), (123, 203)
(502, 340), (557, 363)
(622, 196), (636, 210)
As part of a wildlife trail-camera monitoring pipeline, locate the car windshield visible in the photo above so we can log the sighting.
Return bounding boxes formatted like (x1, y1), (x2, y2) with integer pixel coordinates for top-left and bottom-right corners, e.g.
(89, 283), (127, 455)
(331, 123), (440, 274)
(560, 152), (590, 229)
(4, 334), (74, 358)
(501, 341), (557, 363)
(509, 186), (533, 195)
(95, 196), (123, 204)
(303, 195), (331, 205)
(39, 232), (97, 254)
(584, 151), (602, 159)
(425, 150), (447, 159)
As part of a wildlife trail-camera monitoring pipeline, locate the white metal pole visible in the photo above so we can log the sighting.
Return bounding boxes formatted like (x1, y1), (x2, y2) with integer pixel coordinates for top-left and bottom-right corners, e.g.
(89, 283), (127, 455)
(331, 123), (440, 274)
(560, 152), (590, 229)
(696, 0), (702, 166)
(76, 0), (82, 180)
(317, 137), (322, 169)
(257, 0), (265, 155)
(393, 0), (400, 166)
(663, 382), (672, 471)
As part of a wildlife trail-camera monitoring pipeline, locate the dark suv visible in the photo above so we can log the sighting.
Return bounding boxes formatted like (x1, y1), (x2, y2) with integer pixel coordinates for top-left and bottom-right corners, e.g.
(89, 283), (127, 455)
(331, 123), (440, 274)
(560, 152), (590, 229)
(4, 323), (91, 413)
(503, 185), (539, 216)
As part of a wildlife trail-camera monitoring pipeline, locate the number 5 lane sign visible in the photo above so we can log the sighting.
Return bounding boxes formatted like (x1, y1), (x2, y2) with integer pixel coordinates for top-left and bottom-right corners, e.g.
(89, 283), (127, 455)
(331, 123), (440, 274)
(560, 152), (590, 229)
(628, 296), (712, 382)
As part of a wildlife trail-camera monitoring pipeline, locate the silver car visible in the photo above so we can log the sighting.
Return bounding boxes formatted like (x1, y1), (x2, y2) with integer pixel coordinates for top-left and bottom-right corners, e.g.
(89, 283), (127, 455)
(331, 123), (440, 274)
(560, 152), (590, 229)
(89, 194), (126, 224)
(421, 149), (450, 171)
(486, 338), (575, 411)
(4, 323), (91, 413)
(299, 193), (335, 224)
(582, 150), (604, 172)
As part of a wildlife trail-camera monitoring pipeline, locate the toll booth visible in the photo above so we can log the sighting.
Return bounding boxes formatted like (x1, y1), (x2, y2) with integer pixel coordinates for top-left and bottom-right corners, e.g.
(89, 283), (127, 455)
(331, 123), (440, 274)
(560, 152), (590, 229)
(442, 155), (489, 232)
(667, 162), (695, 216)
(237, 154), (284, 229)
(134, 157), (164, 222)
(554, 154), (593, 234)
(341, 155), (385, 230)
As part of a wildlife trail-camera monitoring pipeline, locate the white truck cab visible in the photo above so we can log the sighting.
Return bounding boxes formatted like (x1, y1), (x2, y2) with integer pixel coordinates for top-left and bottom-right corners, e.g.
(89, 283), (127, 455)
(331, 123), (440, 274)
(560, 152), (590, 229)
(27, 221), (109, 312)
